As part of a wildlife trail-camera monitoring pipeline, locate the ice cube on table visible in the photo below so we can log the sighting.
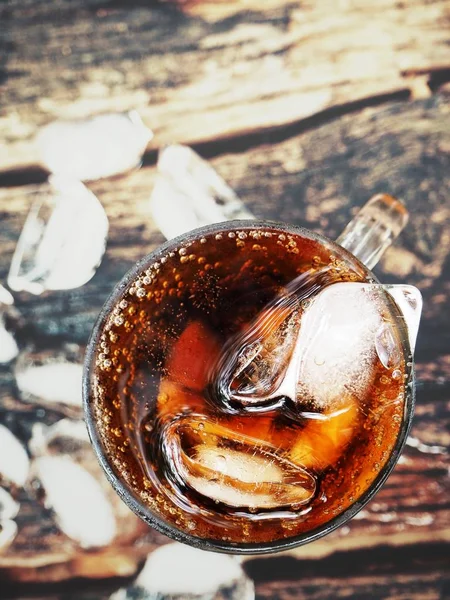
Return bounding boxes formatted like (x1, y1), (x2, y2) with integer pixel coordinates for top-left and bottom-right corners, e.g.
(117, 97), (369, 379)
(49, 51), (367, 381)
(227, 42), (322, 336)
(36, 111), (152, 181)
(163, 416), (315, 510)
(7, 177), (108, 294)
(216, 267), (332, 410)
(150, 145), (254, 240)
(34, 456), (116, 548)
(15, 360), (83, 409)
(111, 542), (255, 600)
(29, 419), (89, 458)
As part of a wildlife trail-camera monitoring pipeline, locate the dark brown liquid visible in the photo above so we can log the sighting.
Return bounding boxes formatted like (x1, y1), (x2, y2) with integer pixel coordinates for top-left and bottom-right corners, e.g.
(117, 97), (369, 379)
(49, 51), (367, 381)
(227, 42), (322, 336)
(91, 225), (406, 546)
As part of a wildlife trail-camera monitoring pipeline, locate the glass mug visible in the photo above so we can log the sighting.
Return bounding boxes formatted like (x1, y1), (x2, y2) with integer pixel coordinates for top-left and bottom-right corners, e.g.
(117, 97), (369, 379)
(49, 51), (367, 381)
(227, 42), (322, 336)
(83, 194), (422, 554)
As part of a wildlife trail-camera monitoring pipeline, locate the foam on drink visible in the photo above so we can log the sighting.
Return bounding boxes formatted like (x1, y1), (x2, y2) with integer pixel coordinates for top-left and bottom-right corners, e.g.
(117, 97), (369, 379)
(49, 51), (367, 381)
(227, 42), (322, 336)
(90, 225), (408, 546)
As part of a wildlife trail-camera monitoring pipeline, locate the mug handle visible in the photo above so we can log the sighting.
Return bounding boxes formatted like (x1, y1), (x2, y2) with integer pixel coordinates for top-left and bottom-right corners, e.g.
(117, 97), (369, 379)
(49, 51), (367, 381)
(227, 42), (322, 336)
(336, 194), (409, 270)
(336, 194), (422, 355)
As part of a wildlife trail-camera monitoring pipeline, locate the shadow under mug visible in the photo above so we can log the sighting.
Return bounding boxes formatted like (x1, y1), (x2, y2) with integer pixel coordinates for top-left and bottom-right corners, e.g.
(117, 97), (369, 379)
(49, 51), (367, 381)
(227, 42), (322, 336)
(83, 214), (416, 555)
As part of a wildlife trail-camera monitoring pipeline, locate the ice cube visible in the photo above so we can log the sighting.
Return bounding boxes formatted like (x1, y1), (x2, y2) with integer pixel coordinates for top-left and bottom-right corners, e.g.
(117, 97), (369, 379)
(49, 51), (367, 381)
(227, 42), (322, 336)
(294, 282), (385, 409)
(150, 145), (254, 240)
(34, 456), (116, 548)
(163, 416), (315, 510)
(15, 359), (83, 409)
(219, 306), (301, 408)
(217, 280), (403, 413)
(385, 284), (422, 352)
(215, 267), (330, 410)
(8, 177), (108, 294)
(36, 111), (152, 181)
(111, 543), (255, 600)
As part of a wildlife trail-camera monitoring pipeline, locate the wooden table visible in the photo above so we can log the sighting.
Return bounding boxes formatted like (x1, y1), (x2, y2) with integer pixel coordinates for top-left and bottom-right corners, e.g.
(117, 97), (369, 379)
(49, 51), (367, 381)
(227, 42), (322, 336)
(1, 1), (449, 598)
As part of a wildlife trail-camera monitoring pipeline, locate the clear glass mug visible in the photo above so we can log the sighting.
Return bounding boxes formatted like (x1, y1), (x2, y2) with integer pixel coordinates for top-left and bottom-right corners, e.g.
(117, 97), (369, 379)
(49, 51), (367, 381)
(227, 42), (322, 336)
(83, 194), (422, 554)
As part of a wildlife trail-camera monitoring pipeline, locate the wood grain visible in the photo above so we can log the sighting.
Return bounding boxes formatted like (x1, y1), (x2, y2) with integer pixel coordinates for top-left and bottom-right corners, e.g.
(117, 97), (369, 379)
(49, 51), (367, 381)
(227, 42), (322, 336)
(0, 96), (449, 597)
(1, 1), (449, 597)
(1, 0), (449, 171)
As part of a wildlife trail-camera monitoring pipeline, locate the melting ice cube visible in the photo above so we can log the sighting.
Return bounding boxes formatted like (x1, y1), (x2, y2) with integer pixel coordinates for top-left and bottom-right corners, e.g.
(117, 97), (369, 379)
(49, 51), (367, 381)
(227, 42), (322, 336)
(16, 361), (83, 408)
(163, 416), (315, 510)
(29, 419), (89, 458)
(8, 177), (108, 294)
(294, 282), (387, 409)
(36, 111), (152, 181)
(218, 281), (406, 413)
(215, 305), (301, 412)
(15, 347), (84, 411)
(111, 543), (255, 600)
(150, 145), (254, 240)
(34, 456), (116, 548)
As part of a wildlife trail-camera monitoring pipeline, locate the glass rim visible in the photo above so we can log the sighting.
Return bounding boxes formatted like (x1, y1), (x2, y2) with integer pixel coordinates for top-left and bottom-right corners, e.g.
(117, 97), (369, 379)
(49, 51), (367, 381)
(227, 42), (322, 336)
(83, 218), (415, 555)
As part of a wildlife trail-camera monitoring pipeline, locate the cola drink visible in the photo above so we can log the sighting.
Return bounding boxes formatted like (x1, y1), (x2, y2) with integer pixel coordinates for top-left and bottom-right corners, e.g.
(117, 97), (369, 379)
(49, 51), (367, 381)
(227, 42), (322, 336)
(86, 222), (409, 549)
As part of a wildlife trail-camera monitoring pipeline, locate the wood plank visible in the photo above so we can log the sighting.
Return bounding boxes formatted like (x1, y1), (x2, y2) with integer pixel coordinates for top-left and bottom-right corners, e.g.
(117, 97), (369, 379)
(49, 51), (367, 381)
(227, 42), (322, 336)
(0, 97), (448, 591)
(1, 0), (449, 171)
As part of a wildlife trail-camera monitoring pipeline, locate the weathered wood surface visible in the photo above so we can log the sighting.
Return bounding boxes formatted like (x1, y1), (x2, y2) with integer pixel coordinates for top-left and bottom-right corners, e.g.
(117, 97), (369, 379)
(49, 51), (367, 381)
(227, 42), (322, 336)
(1, 0), (450, 172)
(1, 95), (449, 598)
(1, 0), (450, 598)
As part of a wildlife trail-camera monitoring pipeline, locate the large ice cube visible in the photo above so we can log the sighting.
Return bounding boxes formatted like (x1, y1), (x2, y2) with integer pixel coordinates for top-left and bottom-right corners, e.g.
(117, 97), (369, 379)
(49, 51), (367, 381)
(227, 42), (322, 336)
(111, 543), (255, 600)
(162, 415), (315, 510)
(217, 281), (404, 413)
(15, 357), (83, 409)
(150, 145), (254, 240)
(218, 306), (301, 408)
(294, 282), (385, 409)
(34, 456), (116, 548)
(36, 111), (152, 181)
(7, 177), (108, 294)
